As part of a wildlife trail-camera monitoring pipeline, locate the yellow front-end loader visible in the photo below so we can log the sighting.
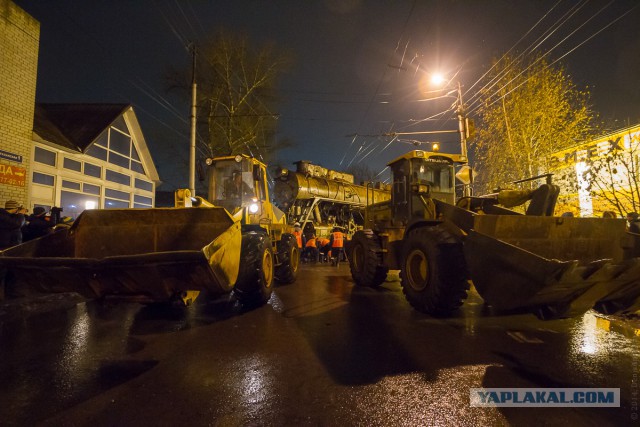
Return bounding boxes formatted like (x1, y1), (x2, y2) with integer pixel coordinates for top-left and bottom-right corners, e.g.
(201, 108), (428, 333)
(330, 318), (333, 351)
(348, 149), (640, 319)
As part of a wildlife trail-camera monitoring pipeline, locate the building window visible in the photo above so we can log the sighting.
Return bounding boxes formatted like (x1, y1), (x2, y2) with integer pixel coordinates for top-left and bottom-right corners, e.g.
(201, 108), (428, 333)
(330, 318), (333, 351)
(84, 162), (102, 178)
(108, 151), (130, 169)
(134, 178), (153, 192)
(105, 199), (129, 208)
(131, 161), (145, 174)
(105, 188), (130, 200)
(134, 195), (153, 205)
(62, 180), (81, 190)
(34, 147), (56, 166)
(86, 144), (107, 161)
(60, 191), (99, 219)
(85, 118), (146, 176)
(105, 169), (131, 186)
(32, 171), (55, 186)
(83, 183), (100, 195)
(63, 157), (82, 172)
(109, 128), (131, 156)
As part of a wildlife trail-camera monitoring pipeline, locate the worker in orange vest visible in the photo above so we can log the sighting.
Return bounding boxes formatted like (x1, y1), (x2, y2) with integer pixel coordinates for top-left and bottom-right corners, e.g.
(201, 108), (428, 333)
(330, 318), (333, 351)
(328, 226), (344, 266)
(317, 236), (330, 262)
(292, 222), (305, 249)
(303, 234), (319, 263)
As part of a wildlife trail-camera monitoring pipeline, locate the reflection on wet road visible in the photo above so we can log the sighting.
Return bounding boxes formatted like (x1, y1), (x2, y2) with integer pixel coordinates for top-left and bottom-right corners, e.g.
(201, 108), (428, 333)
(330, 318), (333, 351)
(1, 264), (638, 426)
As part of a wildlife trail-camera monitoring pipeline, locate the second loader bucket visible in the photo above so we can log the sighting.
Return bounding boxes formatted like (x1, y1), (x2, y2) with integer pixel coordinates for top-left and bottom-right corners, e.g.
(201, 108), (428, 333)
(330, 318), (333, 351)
(461, 215), (640, 319)
(0, 208), (242, 303)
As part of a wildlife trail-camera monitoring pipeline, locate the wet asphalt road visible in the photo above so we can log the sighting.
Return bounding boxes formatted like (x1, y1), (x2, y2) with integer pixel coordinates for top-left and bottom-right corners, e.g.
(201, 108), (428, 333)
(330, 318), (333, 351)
(1, 262), (639, 426)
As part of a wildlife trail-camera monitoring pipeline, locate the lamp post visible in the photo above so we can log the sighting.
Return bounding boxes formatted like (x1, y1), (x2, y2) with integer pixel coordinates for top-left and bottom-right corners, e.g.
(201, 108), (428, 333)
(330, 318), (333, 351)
(455, 81), (472, 197)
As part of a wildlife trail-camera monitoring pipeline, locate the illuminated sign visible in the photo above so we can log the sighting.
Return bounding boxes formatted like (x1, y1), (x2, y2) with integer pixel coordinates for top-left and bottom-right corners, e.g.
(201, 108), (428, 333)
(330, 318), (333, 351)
(548, 129), (640, 171)
(0, 163), (26, 187)
(548, 138), (622, 170)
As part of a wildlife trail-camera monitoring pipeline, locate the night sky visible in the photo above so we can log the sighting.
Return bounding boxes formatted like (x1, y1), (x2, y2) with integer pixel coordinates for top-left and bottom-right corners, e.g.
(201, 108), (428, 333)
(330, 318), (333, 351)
(14, 0), (640, 190)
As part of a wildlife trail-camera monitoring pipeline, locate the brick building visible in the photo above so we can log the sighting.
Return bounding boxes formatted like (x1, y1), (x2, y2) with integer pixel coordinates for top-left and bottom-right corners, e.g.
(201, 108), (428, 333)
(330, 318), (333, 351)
(0, 0), (39, 205)
(0, 0), (159, 216)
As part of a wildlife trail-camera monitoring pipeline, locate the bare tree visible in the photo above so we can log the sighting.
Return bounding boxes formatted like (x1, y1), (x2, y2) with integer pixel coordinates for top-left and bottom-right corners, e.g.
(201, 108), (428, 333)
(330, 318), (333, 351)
(346, 163), (379, 184)
(473, 55), (595, 192)
(168, 30), (292, 164)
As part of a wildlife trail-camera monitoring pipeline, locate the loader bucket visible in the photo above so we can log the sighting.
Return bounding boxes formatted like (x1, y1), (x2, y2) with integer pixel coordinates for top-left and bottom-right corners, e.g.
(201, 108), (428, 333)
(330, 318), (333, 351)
(0, 208), (242, 302)
(462, 215), (640, 319)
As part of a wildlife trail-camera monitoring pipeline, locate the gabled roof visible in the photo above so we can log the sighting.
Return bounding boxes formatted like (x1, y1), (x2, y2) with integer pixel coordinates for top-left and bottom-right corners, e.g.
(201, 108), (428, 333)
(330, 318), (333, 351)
(32, 103), (160, 183)
(34, 103), (129, 152)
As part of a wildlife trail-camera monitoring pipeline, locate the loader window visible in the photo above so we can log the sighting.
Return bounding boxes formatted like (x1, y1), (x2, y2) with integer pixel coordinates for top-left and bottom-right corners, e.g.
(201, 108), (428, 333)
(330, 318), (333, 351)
(412, 159), (453, 194)
(211, 160), (256, 211)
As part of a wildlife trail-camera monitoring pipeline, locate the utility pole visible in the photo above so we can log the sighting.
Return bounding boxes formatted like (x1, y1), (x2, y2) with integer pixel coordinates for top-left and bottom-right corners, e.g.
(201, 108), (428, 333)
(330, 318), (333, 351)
(456, 81), (472, 197)
(189, 44), (197, 197)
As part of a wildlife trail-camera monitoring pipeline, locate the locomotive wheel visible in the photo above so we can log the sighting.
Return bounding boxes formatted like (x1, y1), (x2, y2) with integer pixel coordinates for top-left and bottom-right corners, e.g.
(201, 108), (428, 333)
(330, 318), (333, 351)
(349, 230), (388, 287)
(234, 231), (274, 307)
(400, 225), (469, 316)
(275, 233), (299, 284)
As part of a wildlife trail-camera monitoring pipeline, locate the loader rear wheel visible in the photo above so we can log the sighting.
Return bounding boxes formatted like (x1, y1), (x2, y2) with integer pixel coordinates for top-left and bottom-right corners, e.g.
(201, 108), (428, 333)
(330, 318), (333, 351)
(349, 230), (388, 287)
(234, 231), (274, 307)
(275, 233), (299, 284)
(400, 225), (469, 316)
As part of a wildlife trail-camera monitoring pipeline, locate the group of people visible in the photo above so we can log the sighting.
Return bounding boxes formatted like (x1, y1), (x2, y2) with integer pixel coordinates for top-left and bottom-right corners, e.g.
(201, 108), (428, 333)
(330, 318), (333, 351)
(293, 223), (346, 265)
(0, 200), (74, 250)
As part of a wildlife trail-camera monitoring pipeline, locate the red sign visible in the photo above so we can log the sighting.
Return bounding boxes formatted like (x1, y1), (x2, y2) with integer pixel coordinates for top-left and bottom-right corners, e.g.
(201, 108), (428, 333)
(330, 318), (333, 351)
(0, 163), (26, 187)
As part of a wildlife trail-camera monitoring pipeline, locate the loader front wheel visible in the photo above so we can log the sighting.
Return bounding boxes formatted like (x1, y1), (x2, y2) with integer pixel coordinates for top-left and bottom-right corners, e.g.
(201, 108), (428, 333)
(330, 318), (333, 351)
(400, 226), (469, 316)
(275, 233), (299, 284)
(234, 231), (274, 307)
(349, 230), (388, 287)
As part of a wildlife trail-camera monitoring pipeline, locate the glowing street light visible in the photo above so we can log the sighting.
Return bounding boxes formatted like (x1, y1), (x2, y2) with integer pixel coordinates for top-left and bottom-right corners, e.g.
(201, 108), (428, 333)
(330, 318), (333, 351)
(430, 73), (446, 86)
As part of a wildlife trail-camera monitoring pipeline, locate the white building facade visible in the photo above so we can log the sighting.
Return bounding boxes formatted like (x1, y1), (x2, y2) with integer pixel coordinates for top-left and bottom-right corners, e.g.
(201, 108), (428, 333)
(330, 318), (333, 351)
(31, 104), (159, 219)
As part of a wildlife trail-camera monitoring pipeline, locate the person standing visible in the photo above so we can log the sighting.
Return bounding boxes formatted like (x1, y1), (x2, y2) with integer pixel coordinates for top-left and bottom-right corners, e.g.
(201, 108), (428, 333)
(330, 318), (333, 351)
(329, 226), (345, 265)
(627, 212), (640, 234)
(0, 200), (27, 249)
(292, 222), (305, 249)
(22, 207), (55, 242)
(0, 200), (27, 299)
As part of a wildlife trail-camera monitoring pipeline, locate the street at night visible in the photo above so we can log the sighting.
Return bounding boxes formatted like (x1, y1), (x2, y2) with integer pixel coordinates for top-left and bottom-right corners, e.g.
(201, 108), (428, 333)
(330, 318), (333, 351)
(1, 262), (638, 426)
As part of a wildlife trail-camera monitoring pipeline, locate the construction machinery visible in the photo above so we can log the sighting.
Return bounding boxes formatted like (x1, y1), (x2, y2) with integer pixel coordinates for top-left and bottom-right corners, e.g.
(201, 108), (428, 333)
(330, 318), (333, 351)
(273, 160), (391, 237)
(347, 149), (640, 319)
(0, 154), (299, 306)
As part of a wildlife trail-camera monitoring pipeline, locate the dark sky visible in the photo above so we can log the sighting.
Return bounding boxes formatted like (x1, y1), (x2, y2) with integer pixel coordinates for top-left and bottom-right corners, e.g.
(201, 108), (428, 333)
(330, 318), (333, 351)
(14, 0), (640, 190)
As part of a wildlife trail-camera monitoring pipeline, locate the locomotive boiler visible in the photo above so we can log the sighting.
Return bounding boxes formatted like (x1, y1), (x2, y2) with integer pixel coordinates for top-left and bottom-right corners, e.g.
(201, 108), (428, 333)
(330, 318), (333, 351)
(273, 160), (391, 237)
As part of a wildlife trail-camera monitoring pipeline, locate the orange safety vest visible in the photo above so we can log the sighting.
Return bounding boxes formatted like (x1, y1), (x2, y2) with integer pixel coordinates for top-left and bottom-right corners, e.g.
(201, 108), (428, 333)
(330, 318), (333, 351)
(331, 231), (344, 248)
(317, 238), (329, 247)
(305, 238), (316, 248)
(293, 230), (303, 248)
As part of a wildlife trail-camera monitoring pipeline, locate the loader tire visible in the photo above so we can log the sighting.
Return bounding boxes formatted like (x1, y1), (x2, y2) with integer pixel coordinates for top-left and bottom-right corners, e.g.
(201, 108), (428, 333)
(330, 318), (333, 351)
(349, 230), (388, 287)
(275, 233), (299, 284)
(234, 231), (274, 307)
(400, 225), (469, 316)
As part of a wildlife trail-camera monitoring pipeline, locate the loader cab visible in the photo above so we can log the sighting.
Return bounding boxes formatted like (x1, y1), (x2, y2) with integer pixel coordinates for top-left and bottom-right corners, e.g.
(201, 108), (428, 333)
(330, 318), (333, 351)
(208, 155), (260, 213)
(388, 150), (456, 222)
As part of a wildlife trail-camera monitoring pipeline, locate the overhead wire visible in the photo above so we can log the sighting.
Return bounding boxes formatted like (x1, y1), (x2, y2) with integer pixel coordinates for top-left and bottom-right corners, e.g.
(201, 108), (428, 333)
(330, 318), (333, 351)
(340, 0), (418, 168)
(468, 0), (618, 115)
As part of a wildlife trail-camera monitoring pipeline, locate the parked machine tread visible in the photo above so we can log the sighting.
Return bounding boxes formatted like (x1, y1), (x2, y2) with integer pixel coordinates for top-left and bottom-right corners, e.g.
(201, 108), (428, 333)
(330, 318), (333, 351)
(349, 230), (388, 287)
(275, 233), (299, 284)
(234, 231), (274, 307)
(400, 225), (469, 316)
